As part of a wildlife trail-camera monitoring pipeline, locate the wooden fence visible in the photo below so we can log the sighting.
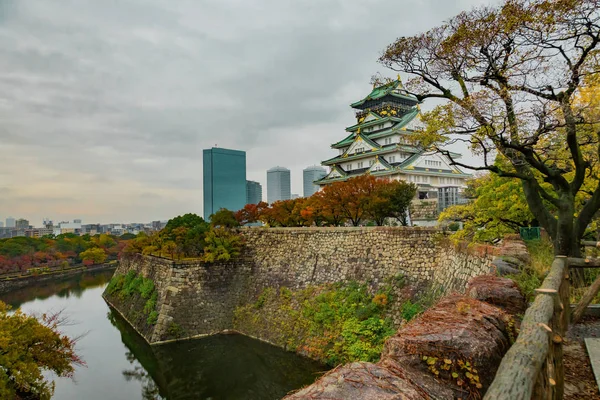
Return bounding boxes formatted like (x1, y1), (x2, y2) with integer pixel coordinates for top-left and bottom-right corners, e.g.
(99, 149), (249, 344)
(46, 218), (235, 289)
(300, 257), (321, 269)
(484, 256), (569, 400)
(486, 242), (600, 399)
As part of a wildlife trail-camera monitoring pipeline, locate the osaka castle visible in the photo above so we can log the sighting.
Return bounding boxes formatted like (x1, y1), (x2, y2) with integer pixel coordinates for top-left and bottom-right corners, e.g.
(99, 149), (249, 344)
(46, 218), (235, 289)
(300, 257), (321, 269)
(316, 77), (471, 218)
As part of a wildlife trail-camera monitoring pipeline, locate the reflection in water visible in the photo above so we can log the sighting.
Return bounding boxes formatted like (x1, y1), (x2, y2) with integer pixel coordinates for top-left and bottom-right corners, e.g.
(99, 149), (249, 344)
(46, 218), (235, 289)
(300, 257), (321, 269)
(1, 269), (325, 400)
(1, 268), (115, 309)
(109, 309), (326, 400)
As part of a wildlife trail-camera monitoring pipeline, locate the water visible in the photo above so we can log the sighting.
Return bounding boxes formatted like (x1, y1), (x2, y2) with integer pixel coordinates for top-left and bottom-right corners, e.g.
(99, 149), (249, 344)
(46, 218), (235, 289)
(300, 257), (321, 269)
(0, 270), (325, 400)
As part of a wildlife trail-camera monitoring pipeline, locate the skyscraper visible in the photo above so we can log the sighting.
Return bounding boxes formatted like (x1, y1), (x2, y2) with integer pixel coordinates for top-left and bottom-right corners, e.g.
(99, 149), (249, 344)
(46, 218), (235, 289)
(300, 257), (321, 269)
(246, 180), (262, 205)
(267, 166), (291, 203)
(203, 147), (247, 221)
(15, 219), (29, 230)
(5, 217), (15, 228)
(303, 166), (327, 197)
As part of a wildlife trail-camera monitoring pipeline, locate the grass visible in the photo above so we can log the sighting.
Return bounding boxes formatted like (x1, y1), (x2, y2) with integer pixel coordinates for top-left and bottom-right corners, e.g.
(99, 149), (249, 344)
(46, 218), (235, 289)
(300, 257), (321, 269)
(507, 238), (553, 302)
(525, 237), (554, 276)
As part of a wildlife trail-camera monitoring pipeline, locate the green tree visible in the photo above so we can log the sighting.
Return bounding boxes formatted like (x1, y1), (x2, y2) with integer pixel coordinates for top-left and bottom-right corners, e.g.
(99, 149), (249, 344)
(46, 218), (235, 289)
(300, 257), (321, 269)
(203, 227), (243, 263)
(164, 213), (206, 232)
(210, 208), (240, 228)
(368, 180), (418, 226)
(380, 0), (600, 257)
(0, 302), (84, 399)
(439, 171), (536, 242)
(79, 247), (107, 264)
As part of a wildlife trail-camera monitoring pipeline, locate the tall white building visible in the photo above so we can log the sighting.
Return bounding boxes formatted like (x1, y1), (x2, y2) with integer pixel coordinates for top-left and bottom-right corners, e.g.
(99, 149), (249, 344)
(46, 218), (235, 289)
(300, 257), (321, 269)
(5, 217), (15, 228)
(267, 166), (291, 204)
(303, 166), (327, 197)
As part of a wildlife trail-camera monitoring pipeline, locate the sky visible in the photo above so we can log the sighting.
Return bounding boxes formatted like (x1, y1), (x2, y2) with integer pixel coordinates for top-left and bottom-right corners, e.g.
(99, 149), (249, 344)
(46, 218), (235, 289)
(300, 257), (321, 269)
(0, 0), (494, 225)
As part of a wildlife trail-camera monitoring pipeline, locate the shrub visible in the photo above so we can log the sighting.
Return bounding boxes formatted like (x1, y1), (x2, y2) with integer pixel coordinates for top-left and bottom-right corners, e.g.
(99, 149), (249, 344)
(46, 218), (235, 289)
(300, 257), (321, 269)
(203, 227), (243, 263)
(400, 300), (423, 322)
(147, 310), (158, 325)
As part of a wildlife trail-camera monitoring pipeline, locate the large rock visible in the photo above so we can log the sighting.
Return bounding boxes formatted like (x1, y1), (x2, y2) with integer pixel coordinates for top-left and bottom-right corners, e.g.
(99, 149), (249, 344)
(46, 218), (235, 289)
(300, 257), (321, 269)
(381, 295), (512, 394)
(466, 275), (526, 315)
(491, 258), (521, 276)
(284, 361), (452, 400)
(498, 236), (531, 265)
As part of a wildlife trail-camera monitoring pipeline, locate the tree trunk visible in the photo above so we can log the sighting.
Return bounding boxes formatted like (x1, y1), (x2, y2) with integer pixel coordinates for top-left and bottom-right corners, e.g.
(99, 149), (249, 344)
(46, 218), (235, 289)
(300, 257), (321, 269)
(572, 272), (600, 324)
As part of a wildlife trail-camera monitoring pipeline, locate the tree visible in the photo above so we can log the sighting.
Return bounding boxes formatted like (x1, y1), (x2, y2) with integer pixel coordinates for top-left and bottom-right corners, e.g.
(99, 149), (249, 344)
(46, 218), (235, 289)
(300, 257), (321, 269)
(235, 202), (269, 225)
(367, 180), (418, 226)
(164, 213), (206, 232)
(203, 227), (243, 263)
(380, 0), (600, 257)
(439, 171), (536, 242)
(0, 302), (84, 399)
(79, 247), (107, 265)
(210, 208), (240, 228)
(321, 175), (381, 226)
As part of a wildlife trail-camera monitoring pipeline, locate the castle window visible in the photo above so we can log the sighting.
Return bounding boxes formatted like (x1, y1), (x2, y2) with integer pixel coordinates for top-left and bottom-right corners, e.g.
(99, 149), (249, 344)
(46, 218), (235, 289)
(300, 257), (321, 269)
(347, 163), (352, 170)
(388, 155), (396, 163)
(369, 159), (375, 166)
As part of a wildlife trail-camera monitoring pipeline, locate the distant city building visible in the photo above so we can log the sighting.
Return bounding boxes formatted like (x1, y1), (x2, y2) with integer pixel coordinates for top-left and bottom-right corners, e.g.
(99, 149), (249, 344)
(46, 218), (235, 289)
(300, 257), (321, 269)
(303, 166), (327, 197)
(203, 147), (247, 221)
(15, 219), (29, 230)
(25, 227), (53, 238)
(110, 225), (125, 236)
(151, 220), (167, 231)
(267, 166), (291, 204)
(5, 217), (15, 228)
(58, 220), (82, 235)
(246, 180), (263, 205)
(82, 224), (101, 235)
(73, 219), (82, 224)
(0, 222), (3, 228)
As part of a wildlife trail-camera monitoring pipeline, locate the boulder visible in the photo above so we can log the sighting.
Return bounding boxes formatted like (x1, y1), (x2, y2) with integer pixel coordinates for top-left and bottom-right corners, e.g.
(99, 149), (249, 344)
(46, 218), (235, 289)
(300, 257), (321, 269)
(498, 238), (530, 265)
(284, 361), (452, 400)
(492, 258), (521, 276)
(381, 295), (512, 393)
(466, 275), (527, 316)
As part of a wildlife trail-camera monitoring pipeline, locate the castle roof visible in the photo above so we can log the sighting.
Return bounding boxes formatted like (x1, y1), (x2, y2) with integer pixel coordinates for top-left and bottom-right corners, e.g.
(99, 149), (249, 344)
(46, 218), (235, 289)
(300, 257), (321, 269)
(350, 78), (418, 109)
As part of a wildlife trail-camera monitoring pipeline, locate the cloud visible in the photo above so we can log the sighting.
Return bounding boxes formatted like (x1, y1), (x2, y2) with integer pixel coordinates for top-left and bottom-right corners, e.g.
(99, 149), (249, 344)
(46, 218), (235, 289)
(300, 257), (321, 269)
(0, 0), (492, 224)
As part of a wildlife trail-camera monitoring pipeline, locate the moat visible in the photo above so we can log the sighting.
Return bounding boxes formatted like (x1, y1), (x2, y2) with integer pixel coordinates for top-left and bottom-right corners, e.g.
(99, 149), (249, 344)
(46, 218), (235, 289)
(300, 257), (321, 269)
(0, 270), (326, 400)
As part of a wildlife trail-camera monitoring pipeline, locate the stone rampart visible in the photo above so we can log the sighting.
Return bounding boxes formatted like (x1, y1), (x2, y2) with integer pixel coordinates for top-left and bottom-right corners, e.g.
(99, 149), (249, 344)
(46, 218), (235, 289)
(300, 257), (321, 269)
(106, 227), (495, 343)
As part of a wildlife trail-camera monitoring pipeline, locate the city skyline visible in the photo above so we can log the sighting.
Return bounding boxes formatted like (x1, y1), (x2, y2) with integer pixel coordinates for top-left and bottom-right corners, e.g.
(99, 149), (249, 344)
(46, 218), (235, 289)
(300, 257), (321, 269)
(0, 0), (488, 223)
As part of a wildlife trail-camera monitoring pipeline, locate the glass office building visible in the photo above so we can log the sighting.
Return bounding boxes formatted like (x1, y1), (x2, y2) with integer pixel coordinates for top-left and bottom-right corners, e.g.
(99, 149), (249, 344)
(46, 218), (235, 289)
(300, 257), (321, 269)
(203, 148), (247, 221)
(267, 166), (291, 203)
(246, 180), (263, 204)
(303, 166), (326, 197)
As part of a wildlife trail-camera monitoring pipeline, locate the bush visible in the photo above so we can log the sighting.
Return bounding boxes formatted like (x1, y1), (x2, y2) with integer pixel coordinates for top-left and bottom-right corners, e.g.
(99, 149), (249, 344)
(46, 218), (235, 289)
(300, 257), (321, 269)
(400, 300), (423, 322)
(147, 310), (158, 325)
(238, 281), (396, 366)
(203, 227), (243, 263)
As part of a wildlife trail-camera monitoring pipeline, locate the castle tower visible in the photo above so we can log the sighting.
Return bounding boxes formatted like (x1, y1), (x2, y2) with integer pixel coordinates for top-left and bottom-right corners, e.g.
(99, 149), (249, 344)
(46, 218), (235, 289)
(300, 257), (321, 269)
(315, 78), (471, 217)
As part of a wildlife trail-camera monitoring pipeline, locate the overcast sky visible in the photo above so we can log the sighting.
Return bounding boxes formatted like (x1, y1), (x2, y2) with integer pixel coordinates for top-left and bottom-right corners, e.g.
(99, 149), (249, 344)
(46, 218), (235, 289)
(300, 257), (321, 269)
(0, 0), (494, 225)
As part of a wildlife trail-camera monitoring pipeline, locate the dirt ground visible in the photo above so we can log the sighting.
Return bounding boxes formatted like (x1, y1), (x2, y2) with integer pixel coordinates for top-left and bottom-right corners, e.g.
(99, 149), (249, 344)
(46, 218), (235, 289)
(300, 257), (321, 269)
(565, 317), (600, 399)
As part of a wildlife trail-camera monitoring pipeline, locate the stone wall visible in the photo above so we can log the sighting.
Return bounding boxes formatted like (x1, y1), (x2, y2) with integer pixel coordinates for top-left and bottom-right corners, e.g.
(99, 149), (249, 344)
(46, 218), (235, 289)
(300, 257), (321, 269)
(107, 227), (495, 344)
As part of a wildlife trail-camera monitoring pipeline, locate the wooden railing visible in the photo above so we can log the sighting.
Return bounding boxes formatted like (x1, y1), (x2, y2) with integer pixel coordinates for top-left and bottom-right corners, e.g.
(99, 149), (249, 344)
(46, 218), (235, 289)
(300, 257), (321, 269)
(484, 256), (569, 400)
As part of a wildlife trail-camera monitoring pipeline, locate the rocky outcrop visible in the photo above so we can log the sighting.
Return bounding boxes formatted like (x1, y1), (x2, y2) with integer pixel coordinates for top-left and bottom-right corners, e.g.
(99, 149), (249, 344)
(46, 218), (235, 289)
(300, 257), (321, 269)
(285, 277), (526, 400)
(467, 275), (527, 316)
(286, 362), (453, 399)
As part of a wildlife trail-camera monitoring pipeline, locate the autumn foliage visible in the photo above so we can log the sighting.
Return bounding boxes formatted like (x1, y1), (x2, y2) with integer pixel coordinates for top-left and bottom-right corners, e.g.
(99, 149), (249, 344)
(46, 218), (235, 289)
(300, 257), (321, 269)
(0, 233), (124, 275)
(0, 302), (85, 399)
(236, 175), (417, 227)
